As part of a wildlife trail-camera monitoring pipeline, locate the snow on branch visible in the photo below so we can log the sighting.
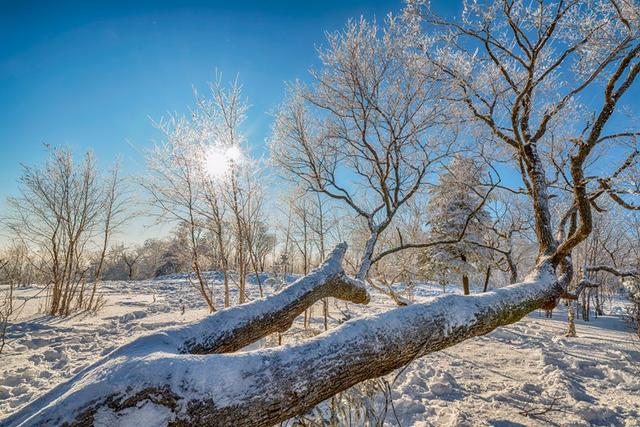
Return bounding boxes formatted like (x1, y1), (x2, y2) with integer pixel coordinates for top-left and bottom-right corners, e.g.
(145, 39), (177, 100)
(561, 278), (601, 301)
(4, 262), (561, 427)
(585, 265), (639, 279)
(562, 264), (640, 300)
(132, 242), (368, 355)
(176, 242), (370, 354)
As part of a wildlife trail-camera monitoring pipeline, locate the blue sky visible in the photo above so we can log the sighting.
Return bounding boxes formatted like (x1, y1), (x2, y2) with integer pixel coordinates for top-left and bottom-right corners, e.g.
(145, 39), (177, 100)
(8, 1), (636, 244)
(0, 0), (464, 243)
(0, 1), (451, 191)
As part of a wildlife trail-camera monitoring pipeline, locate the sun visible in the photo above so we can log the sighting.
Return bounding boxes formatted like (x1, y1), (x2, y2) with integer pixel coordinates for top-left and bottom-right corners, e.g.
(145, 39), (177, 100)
(203, 144), (243, 179)
(225, 145), (242, 163)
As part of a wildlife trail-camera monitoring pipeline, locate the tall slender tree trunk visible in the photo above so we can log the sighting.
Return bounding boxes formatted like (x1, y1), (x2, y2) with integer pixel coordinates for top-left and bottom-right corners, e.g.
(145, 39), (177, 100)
(462, 275), (470, 296)
(566, 300), (577, 337)
(247, 241), (264, 299)
(212, 200), (230, 308)
(482, 266), (491, 293)
(188, 208), (215, 313)
(461, 254), (470, 295)
(230, 173), (246, 305)
(356, 229), (378, 281)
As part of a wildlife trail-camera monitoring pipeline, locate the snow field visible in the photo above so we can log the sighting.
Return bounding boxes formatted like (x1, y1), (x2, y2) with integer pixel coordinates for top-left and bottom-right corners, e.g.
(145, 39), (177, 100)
(0, 276), (638, 426)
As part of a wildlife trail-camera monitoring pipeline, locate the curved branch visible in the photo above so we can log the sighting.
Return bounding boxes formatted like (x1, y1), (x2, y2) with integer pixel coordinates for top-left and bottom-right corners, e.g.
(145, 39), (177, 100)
(179, 243), (370, 354)
(560, 278), (599, 300)
(586, 265), (639, 279)
(562, 264), (640, 300)
(371, 178), (496, 265)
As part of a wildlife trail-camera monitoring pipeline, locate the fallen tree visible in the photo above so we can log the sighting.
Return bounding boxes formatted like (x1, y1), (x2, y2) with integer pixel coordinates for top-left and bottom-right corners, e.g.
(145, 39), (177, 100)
(3, 246), (560, 427)
(3, 243), (370, 426)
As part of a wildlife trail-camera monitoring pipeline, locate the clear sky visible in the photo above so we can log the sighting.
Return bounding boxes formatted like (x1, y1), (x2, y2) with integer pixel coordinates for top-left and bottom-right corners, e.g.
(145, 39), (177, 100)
(0, 0), (463, 243)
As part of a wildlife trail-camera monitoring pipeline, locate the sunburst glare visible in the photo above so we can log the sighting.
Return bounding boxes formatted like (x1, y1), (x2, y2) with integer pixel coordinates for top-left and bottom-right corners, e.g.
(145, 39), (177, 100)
(203, 144), (243, 179)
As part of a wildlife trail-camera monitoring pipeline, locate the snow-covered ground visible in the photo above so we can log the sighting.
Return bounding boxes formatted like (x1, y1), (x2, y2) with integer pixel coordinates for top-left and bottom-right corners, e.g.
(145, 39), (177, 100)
(1, 276), (638, 426)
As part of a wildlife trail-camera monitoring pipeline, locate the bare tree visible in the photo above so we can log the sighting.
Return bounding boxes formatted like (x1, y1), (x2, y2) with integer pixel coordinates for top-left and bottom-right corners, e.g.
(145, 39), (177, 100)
(405, 0), (640, 289)
(192, 75), (270, 306)
(86, 162), (129, 310)
(225, 164), (270, 301)
(121, 249), (141, 280)
(270, 17), (451, 280)
(4, 147), (115, 316)
(145, 121), (216, 312)
(194, 77), (247, 308)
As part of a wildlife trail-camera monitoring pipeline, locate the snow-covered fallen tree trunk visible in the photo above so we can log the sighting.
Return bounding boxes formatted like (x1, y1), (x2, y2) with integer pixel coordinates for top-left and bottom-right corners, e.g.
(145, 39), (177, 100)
(135, 243), (369, 355)
(175, 243), (369, 354)
(3, 243), (369, 426)
(4, 259), (561, 427)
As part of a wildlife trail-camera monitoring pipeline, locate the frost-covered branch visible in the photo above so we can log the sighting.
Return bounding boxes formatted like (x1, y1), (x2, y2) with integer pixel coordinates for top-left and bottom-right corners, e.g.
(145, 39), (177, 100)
(561, 278), (600, 301)
(562, 263), (640, 300)
(176, 243), (370, 354)
(585, 265), (639, 279)
(137, 243), (368, 355)
(371, 174), (496, 265)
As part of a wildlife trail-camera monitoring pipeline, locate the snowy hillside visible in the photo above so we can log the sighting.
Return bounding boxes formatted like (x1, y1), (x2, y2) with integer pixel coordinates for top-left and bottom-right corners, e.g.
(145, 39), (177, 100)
(0, 276), (638, 426)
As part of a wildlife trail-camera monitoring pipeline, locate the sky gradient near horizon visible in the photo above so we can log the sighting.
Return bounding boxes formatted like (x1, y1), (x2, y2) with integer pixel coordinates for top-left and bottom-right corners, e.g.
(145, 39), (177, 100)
(0, 0), (466, 244)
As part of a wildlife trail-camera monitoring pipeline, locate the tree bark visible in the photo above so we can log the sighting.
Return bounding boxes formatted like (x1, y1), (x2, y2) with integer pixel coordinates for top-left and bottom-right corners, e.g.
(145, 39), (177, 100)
(566, 300), (577, 337)
(482, 266), (491, 292)
(462, 275), (470, 295)
(461, 254), (470, 295)
(179, 243), (369, 354)
(5, 258), (561, 427)
(356, 231), (377, 281)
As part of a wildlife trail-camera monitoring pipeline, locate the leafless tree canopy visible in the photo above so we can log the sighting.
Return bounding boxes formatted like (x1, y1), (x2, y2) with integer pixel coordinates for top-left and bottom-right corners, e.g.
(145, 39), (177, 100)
(270, 18), (454, 280)
(3, 148), (128, 316)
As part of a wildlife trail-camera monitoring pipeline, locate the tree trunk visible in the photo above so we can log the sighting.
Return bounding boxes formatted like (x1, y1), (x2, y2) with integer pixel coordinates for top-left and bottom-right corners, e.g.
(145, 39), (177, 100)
(566, 300), (577, 337)
(461, 254), (470, 295)
(6, 255), (561, 427)
(177, 245), (368, 354)
(462, 275), (470, 296)
(594, 288), (601, 316)
(230, 172), (247, 305)
(355, 230), (378, 281)
(482, 266), (491, 293)
(323, 298), (329, 331)
(505, 252), (518, 284)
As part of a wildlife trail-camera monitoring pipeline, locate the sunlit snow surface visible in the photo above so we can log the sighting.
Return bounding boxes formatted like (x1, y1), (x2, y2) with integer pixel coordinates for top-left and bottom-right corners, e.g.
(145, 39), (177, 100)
(0, 275), (638, 426)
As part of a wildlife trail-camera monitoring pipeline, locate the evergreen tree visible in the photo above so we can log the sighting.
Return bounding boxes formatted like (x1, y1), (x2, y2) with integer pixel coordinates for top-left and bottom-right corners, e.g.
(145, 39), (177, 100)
(421, 156), (492, 294)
